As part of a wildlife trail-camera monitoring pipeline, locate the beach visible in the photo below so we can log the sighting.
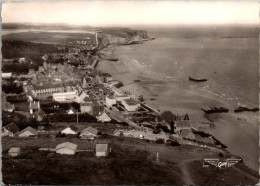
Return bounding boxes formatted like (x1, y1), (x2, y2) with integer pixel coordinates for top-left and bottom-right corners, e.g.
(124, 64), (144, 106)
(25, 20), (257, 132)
(96, 26), (259, 171)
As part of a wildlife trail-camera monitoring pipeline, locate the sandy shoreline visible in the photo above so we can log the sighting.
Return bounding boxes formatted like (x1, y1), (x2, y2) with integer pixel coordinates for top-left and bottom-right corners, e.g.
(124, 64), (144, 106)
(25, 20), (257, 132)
(96, 45), (259, 171)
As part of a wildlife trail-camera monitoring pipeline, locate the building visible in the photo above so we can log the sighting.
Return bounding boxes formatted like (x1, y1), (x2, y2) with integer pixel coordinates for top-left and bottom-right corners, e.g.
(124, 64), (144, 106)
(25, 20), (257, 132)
(105, 95), (117, 107)
(61, 125), (78, 135)
(174, 114), (192, 133)
(95, 144), (109, 157)
(29, 101), (40, 114)
(18, 126), (38, 137)
(55, 142), (77, 155)
(80, 102), (93, 114)
(79, 126), (99, 140)
(31, 84), (65, 97)
(32, 109), (46, 122)
(28, 69), (35, 75)
(121, 99), (140, 112)
(76, 91), (88, 103)
(2, 123), (19, 137)
(53, 91), (78, 102)
(67, 107), (77, 114)
(2, 73), (12, 79)
(2, 101), (15, 112)
(97, 112), (111, 123)
(8, 147), (21, 157)
(82, 77), (87, 88)
(179, 129), (195, 139)
(115, 95), (131, 102)
(93, 105), (104, 117)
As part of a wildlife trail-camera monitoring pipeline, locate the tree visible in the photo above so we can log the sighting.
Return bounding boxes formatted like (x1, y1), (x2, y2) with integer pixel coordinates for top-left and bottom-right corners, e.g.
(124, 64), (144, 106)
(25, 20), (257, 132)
(160, 111), (174, 124)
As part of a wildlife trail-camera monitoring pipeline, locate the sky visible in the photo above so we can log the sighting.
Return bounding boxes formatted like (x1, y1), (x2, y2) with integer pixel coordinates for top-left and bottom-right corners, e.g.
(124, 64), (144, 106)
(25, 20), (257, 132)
(2, 1), (259, 26)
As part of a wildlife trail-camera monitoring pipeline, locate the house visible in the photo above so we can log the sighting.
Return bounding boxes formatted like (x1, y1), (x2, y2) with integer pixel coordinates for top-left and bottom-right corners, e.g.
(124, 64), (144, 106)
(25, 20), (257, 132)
(79, 126), (99, 140)
(2, 73), (12, 79)
(61, 125), (78, 135)
(55, 142), (77, 155)
(76, 91), (88, 103)
(18, 126), (38, 137)
(2, 101), (15, 112)
(8, 147), (21, 157)
(33, 109), (46, 122)
(93, 105), (104, 117)
(95, 144), (109, 157)
(67, 107), (77, 114)
(97, 112), (111, 123)
(80, 102), (93, 114)
(106, 95), (117, 107)
(2, 123), (19, 137)
(53, 91), (77, 102)
(121, 99), (140, 112)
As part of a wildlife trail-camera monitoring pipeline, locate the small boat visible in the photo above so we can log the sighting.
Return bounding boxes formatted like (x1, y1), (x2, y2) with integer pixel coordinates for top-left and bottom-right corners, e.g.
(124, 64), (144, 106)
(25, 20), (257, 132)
(150, 98), (155, 101)
(189, 76), (207, 82)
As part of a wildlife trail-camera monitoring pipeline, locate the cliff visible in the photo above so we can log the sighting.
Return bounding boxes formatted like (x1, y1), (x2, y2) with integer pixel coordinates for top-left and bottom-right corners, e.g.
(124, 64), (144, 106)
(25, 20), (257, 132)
(97, 29), (149, 50)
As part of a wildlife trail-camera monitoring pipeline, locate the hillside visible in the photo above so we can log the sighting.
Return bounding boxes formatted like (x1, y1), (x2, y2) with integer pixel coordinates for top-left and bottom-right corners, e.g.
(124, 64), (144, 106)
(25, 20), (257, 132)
(97, 29), (149, 50)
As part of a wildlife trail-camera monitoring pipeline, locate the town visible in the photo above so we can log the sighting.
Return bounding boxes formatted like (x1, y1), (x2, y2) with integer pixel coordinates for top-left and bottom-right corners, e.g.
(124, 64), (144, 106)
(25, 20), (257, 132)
(1, 27), (258, 185)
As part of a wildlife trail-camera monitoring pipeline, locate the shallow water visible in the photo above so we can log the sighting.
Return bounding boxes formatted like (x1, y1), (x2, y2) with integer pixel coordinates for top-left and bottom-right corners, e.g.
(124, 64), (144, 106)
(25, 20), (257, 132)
(114, 26), (258, 107)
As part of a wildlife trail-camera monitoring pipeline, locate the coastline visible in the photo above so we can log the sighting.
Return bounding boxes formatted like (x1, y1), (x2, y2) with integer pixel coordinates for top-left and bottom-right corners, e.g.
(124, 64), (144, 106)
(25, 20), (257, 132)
(96, 44), (259, 171)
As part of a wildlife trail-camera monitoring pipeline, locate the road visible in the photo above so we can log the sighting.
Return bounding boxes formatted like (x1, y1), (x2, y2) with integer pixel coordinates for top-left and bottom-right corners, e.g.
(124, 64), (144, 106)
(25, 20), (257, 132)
(105, 108), (142, 129)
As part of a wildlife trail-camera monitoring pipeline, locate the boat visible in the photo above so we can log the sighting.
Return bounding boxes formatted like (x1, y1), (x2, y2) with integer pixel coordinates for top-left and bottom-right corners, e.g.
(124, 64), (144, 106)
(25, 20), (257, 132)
(189, 76), (207, 82)
(234, 106), (259, 113)
(201, 106), (229, 113)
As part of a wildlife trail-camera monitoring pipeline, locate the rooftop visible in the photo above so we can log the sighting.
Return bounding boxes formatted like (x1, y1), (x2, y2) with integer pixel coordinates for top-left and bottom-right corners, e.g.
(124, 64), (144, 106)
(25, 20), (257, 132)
(56, 142), (77, 151)
(96, 144), (108, 152)
(3, 123), (19, 134)
(8, 147), (21, 153)
(122, 99), (139, 106)
(80, 126), (99, 136)
(19, 126), (38, 136)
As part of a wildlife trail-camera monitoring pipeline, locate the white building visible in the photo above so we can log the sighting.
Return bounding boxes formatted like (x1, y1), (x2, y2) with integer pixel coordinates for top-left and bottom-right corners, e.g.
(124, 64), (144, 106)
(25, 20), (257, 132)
(96, 144), (109, 157)
(97, 112), (111, 122)
(8, 147), (21, 157)
(121, 99), (140, 112)
(79, 126), (99, 140)
(111, 86), (124, 96)
(2, 73), (12, 78)
(55, 142), (77, 155)
(76, 91), (88, 103)
(61, 125), (78, 135)
(53, 91), (78, 102)
(115, 95), (130, 102)
(105, 96), (117, 107)
(18, 126), (38, 137)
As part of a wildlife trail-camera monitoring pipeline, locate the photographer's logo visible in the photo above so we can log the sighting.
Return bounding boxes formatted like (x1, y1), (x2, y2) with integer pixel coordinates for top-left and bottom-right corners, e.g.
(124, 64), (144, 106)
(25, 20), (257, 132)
(204, 158), (241, 169)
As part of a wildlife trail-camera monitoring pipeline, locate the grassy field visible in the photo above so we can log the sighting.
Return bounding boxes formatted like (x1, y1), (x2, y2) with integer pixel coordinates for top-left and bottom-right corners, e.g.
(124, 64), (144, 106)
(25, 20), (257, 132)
(2, 135), (258, 185)
(2, 31), (96, 45)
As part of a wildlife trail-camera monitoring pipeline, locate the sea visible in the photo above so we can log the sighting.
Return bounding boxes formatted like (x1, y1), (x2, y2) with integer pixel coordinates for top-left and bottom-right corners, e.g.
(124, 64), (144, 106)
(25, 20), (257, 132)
(114, 25), (259, 108)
